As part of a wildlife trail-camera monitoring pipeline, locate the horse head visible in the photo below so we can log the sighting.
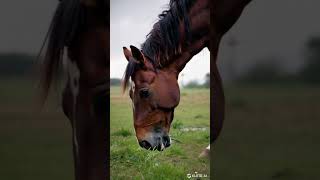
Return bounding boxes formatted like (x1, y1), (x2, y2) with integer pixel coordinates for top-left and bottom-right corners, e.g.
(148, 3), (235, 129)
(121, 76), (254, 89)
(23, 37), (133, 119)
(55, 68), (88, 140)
(122, 45), (181, 151)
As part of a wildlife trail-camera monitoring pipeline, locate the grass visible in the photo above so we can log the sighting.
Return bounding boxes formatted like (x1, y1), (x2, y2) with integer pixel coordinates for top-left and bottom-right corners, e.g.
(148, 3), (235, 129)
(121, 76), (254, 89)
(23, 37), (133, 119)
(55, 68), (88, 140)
(214, 84), (320, 179)
(113, 128), (132, 137)
(110, 86), (210, 179)
(1, 78), (320, 179)
(0, 77), (73, 180)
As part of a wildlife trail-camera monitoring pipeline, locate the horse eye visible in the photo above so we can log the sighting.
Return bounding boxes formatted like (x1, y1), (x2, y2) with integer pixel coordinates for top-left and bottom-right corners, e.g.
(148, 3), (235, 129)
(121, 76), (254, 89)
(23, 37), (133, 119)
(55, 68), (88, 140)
(139, 89), (150, 98)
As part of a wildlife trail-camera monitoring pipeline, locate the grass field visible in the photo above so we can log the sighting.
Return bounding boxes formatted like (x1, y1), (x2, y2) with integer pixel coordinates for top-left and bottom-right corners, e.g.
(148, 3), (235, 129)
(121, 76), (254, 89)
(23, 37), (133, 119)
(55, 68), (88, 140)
(0, 78), (73, 180)
(214, 85), (320, 179)
(1, 78), (320, 179)
(110, 86), (210, 179)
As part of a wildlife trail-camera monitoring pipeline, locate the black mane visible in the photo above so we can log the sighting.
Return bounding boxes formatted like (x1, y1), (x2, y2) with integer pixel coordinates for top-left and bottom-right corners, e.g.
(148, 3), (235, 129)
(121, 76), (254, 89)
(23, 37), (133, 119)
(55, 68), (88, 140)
(122, 0), (195, 91)
(39, 0), (109, 102)
(142, 0), (194, 67)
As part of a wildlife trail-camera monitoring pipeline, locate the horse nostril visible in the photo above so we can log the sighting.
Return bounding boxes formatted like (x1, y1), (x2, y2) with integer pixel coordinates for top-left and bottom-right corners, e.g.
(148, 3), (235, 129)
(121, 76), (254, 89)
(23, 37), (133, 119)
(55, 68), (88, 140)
(163, 135), (171, 148)
(139, 140), (152, 150)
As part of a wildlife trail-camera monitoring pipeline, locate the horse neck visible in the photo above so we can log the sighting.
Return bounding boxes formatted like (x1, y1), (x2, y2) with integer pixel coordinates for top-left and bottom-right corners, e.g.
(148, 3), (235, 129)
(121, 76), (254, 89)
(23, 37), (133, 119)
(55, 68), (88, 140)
(212, 0), (251, 36)
(184, 0), (210, 47)
(165, 0), (210, 73)
(67, 1), (108, 88)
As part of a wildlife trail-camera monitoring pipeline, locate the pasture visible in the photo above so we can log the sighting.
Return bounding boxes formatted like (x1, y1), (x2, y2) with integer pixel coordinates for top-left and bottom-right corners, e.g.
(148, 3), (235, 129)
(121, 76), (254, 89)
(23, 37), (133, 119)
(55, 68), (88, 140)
(0, 78), (73, 180)
(110, 86), (210, 179)
(1, 78), (320, 179)
(214, 84), (320, 179)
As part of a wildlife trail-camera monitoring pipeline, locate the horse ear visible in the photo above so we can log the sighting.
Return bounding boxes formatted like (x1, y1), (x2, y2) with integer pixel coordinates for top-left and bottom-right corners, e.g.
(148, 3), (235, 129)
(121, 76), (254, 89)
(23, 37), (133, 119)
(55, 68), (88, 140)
(130, 45), (145, 65)
(123, 47), (132, 61)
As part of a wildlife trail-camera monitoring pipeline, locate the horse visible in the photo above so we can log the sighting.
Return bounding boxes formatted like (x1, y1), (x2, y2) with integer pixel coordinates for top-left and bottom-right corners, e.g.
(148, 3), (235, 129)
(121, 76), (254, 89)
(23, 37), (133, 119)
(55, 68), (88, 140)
(198, 0), (252, 157)
(210, 0), (252, 145)
(121, 0), (252, 155)
(38, 0), (109, 179)
(121, 0), (210, 151)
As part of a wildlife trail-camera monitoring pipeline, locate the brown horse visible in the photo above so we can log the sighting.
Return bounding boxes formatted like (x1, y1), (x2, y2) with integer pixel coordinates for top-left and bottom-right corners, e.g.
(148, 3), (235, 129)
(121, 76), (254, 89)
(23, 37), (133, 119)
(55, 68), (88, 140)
(210, 0), (252, 145)
(38, 0), (109, 179)
(199, 0), (252, 157)
(122, 0), (252, 154)
(122, 0), (210, 151)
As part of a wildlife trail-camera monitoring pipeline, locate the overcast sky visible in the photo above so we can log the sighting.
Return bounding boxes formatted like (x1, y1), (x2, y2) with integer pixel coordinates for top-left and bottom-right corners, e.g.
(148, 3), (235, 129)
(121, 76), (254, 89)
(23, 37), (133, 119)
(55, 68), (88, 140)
(110, 0), (210, 84)
(219, 0), (320, 79)
(0, 0), (319, 83)
(0, 0), (56, 54)
(110, 0), (320, 83)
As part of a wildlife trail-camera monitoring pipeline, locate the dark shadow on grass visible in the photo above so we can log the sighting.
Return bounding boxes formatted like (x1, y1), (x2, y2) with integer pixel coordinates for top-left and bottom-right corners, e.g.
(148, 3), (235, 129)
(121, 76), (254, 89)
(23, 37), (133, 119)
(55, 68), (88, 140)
(112, 128), (132, 137)
(271, 168), (297, 179)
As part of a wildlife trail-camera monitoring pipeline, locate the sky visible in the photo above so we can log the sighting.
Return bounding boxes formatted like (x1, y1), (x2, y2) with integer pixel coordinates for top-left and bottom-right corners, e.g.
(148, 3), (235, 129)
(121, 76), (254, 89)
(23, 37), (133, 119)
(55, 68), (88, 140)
(0, 0), (57, 54)
(110, 0), (320, 83)
(218, 0), (320, 80)
(0, 0), (319, 83)
(110, 0), (210, 84)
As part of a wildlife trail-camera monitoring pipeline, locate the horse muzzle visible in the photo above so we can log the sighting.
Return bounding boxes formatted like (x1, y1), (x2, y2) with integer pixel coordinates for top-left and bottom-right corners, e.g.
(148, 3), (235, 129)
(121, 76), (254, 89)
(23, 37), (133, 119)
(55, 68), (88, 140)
(138, 132), (171, 151)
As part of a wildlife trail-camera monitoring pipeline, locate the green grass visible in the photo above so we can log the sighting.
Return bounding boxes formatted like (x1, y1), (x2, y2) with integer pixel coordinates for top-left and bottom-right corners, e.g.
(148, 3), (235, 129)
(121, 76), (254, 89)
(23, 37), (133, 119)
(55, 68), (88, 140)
(2, 78), (320, 179)
(112, 128), (132, 137)
(214, 85), (320, 179)
(110, 86), (210, 179)
(0, 77), (73, 180)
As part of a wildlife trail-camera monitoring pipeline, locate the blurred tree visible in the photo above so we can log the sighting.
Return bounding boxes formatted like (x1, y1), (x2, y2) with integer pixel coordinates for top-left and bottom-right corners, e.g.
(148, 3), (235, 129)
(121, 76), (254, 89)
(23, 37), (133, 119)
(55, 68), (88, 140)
(0, 53), (35, 77)
(300, 36), (320, 83)
(185, 73), (210, 88)
(185, 80), (200, 88)
(238, 56), (286, 84)
(203, 73), (210, 88)
(226, 35), (238, 82)
(110, 78), (121, 86)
